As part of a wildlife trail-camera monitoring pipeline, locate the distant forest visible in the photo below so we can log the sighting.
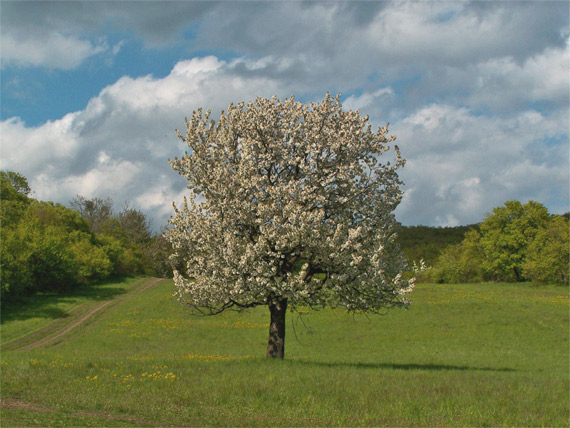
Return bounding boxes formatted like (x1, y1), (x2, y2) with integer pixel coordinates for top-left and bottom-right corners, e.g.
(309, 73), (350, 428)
(396, 224), (478, 268)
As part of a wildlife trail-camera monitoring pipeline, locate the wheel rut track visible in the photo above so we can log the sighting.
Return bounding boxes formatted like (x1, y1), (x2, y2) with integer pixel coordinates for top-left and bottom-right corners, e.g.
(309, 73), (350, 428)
(4, 278), (165, 352)
(1, 397), (175, 427)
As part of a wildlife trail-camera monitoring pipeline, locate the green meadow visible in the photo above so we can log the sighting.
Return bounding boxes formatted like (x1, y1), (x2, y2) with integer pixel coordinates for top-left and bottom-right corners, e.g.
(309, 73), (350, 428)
(1, 276), (568, 427)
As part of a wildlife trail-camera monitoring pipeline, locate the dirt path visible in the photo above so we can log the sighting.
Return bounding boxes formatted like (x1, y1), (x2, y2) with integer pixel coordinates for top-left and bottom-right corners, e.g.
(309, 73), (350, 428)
(3, 301), (98, 350)
(18, 300), (115, 351)
(1, 397), (173, 427)
(8, 278), (165, 352)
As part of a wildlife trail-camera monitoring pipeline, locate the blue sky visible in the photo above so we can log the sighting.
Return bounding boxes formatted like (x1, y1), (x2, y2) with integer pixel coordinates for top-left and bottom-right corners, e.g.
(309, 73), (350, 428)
(1, 1), (568, 230)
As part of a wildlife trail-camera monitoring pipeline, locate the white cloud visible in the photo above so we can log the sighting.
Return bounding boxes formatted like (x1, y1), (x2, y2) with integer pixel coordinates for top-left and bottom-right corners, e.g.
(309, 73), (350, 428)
(198, 1), (568, 88)
(477, 44), (569, 106)
(0, 114), (81, 169)
(421, 41), (570, 113)
(34, 160), (141, 200)
(393, 104), (568, 225)
(343, 88), (395, 113)
(0, 1), (219, 51)
(0, 56), (290, 229)
(2, 53), (567, 228)
(1, 0), (567, 227)
(1, 32), (107, 69)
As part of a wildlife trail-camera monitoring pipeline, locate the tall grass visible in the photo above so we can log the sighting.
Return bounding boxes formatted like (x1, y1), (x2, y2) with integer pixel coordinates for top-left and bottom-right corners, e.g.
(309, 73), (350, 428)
(1, 279), (568, 426)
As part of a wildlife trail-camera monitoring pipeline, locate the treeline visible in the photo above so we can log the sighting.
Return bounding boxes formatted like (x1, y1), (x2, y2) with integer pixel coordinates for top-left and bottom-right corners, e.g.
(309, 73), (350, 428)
(2, 170), (566, 302)
(401, 201), (568, 286)
(397, 224), (477, 268)
(0, 171), (172, 302)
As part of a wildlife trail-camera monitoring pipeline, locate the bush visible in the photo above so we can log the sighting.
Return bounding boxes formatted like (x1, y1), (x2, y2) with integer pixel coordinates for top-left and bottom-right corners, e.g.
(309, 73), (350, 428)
(69, 232), (113, 283)
(1, 172), (174, 302)
(427, 229), (486, 283)
(1, 198), (116, 300)
(523, 216), (569, 285)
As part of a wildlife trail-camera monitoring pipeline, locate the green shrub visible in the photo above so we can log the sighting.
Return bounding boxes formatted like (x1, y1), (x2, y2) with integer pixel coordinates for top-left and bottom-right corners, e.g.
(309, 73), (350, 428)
(69, 231), (113, 283)
(427, 229), (486, 283)
(1, 195), (117, 300)
(523, 216), (569, 285)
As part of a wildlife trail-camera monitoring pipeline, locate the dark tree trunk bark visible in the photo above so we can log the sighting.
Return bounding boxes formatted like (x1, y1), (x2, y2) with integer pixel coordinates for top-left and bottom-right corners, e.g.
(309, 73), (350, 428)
(513, 266), (522, 282)
(266, 298), (287, 359)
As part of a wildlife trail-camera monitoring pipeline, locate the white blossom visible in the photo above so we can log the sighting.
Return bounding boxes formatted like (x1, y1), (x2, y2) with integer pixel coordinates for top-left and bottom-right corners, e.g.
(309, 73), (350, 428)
(166, 93), (413, 314)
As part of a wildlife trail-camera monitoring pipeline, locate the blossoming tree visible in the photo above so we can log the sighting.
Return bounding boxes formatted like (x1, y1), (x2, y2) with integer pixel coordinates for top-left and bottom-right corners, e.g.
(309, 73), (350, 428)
(167, 94), (414, 359)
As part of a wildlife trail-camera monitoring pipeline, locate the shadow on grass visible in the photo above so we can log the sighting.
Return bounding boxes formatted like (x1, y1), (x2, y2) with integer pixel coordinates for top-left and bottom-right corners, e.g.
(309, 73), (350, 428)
(0, 276), (134, 324)
(293, 360), (516, 373)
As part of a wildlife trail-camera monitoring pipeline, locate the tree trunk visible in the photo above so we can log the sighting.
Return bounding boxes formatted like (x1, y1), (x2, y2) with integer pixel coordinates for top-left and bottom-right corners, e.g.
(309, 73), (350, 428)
(266, 298), (287, 359)
(513, 266), (522, 282)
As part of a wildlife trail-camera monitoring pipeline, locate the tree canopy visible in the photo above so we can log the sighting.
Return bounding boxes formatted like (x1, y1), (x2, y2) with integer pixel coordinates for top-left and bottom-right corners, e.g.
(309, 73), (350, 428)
(167, 94), (414, 358)
(425, 200), (568, 285)
(1, 172), (174, 303)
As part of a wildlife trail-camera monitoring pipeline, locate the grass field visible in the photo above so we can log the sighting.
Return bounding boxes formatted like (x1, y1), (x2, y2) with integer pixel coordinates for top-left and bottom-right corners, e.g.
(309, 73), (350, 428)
(1, 276), (568, 427)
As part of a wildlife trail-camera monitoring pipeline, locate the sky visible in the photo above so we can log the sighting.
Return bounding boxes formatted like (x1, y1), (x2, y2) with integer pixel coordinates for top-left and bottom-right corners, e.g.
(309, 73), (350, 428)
(1, 0), (568, 231)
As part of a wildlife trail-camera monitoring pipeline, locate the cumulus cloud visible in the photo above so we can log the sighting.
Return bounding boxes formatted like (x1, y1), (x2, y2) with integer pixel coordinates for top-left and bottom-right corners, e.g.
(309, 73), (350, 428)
(197, 1), (568, 87)
(1, 114), (82, 167)
(1, 32), (108, 69)
(0, 1), (218, 69)
(363, 1), (567, 65)
(470, 43), (570, 109)
(1, 1), (568, 227)
(2, 54), (566, 229)
(342, 88), (395, 113)
(393, 104), (568, 225)
(2, 0), (567, 76)
(410, 41), (570, 115)
(0, 56), (292, 228)
(0, 1), (218, 44)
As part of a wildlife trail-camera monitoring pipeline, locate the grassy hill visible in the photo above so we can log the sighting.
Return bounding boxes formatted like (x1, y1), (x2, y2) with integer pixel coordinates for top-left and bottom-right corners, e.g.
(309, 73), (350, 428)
(1, 277), (568, 426)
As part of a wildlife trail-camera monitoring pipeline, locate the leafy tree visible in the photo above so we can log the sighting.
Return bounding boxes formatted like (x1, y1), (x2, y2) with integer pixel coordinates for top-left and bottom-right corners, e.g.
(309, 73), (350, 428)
(1, 174), (167, 301)
(1, 172), (35, 297)
(25, 202), (111, 288)
(68, 231), (113, 283)
(167, 94), (414, 358)
(523, 215), (569, 285)
(146, 234), (174, 278)
(479, 201), (550, 281)
(70, 195), (115, 234)
(117, 203), (152, 246)
(426, 200), (565, 285)
(1, 170), (31, 197)
(1, 174), (118, 300)
(1, 170), (32, 228)
(70, 195), (171, 277)
(428, 229), (486, 283)
(29, 200), (91, 234)
(116, 204), (155, 275)
(1, 223), (35, 297)
(1, 200), (114, 299)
